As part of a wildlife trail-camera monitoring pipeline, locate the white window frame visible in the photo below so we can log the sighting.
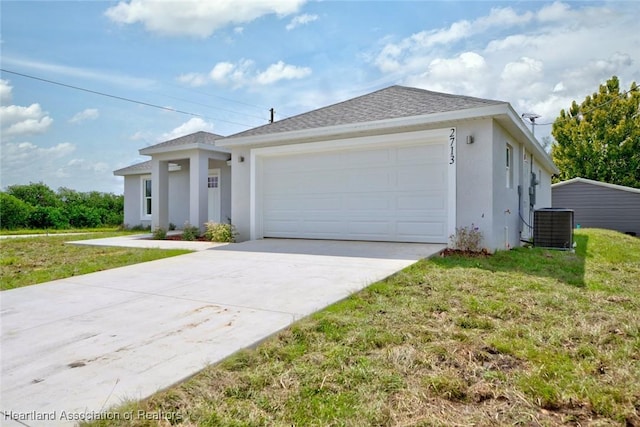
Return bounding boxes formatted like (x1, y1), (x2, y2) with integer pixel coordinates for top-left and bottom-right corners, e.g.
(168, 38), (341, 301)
(506, 144), (513, 189)
(141, 175), (152, 219)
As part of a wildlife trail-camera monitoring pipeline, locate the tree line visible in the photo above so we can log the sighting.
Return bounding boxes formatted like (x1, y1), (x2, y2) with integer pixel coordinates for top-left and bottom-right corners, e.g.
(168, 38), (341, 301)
(0, 182), (123, 230)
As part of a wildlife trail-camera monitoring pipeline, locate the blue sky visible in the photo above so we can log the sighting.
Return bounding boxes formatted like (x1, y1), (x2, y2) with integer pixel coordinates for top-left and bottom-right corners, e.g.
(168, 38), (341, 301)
(1, 1), (638, 194)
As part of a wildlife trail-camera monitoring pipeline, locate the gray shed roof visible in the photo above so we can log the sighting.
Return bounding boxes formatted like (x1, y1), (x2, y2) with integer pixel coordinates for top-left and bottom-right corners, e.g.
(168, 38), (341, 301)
(143, 131), (224, 151)
(552, 177), (640, 194)
(227, 85), (506, 139)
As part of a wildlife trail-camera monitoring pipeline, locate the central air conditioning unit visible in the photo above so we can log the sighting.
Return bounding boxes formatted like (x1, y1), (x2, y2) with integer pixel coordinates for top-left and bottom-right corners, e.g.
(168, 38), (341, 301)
(533, 208), (574, 250)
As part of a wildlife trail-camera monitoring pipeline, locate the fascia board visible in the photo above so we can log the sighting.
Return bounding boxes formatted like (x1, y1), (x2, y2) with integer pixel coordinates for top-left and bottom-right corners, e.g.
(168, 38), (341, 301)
(216, 104), (512, 147)
(139, 143), (230, 156)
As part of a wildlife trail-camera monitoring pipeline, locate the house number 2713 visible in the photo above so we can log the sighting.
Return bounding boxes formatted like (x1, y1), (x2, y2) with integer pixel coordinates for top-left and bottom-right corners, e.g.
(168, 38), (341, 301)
(449, 128), (455, 165)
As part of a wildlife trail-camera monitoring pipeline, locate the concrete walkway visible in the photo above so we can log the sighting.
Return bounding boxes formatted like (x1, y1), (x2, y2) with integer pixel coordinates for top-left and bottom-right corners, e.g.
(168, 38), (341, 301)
(1, 238), (444, 426)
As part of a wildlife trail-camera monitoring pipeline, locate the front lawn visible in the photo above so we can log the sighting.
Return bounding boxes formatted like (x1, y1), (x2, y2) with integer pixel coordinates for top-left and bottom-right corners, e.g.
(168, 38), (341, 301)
(84, 228), (640, 426)
(0, 232), (191, 290)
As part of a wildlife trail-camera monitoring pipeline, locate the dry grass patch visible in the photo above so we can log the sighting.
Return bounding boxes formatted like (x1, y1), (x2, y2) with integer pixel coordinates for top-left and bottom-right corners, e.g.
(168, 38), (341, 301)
(83, 229), (640, 426)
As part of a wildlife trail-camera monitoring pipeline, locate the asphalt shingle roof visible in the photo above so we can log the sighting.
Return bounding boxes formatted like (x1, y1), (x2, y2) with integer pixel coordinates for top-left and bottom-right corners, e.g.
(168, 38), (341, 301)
(113, 160), (151, 175)
(227, 85), (506, 139)
(143, 131), (224, 150)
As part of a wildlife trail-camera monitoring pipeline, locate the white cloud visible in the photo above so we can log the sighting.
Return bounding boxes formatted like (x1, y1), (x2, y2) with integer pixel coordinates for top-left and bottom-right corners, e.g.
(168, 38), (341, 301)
(405, 52), (491, 98)
(286, 13), (318, 31)
(160, 117), (214, 141)
(180, 59), (311, 89)
(0, 79), (12, 104)
(54, 158), (110, 181)
(0, 103), (53, 138)
(373, 5), (532, 73)
(69, 108), (99, 124)
(370, 1), (639, 140)
(233, 26), (244, 34)
(176, 72), (209, 87)
(256, 61), (312, 85)
(1, 141), (75, 167)
(105, 0), (306, 38)
(2, 56), (155, 89)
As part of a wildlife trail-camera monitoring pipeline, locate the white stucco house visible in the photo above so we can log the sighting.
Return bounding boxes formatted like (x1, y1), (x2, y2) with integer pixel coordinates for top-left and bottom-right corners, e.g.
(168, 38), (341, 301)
(114, 85), (558, 251)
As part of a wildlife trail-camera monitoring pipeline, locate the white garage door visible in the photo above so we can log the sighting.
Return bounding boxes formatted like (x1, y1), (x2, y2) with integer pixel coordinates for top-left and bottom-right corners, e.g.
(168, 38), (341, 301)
(258, 139), (450, 243)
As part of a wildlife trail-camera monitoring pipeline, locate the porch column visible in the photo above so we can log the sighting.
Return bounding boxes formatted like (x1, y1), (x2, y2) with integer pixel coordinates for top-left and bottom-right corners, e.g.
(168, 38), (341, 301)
(189, 153), (209, 231)
(151, 159), (169, 231)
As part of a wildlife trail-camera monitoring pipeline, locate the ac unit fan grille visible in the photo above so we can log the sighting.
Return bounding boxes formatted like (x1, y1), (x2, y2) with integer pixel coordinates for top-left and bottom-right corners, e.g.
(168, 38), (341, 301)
(534, 209), (574, 250)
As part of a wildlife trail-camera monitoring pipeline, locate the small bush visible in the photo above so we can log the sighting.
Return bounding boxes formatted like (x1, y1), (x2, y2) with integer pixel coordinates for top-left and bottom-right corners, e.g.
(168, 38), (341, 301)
(168, 223), (176, 231)
(449, 224), (484, 252)
(182, 222), (200, 241)
(204, 222), (238, 243)
(152, 227), (167, 240)
(0, 192), (33, 229)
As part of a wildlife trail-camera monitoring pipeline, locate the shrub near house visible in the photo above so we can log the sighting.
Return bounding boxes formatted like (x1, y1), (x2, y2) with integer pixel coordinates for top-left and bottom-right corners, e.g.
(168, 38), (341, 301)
(0, 182), (123, 230)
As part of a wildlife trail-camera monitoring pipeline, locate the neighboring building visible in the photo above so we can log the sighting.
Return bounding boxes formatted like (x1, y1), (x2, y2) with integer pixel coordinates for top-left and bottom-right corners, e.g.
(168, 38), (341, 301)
(552, 177), (640, 236)
(114, 85), (558, 251)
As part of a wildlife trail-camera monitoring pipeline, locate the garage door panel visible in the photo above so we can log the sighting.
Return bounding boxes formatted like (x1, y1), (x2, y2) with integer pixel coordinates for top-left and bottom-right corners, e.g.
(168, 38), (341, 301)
(397, 166), (446, 188)
(397, 221), (446, 238)
(342, 148), (391, 166)
(346, 195), (392, 210)
(396, 144), (444, 164)
(397, 193), (446, 211)
(260, 138), (449, 243)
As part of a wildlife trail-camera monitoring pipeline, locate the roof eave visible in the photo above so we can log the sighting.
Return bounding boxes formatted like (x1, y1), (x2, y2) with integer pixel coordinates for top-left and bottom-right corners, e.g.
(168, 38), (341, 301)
(139, 142), (231, 157)
(498, 104), (560, 175)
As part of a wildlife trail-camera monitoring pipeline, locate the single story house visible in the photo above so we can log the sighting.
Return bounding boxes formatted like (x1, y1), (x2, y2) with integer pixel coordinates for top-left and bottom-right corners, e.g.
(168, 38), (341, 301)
(114, 85), (558, 251)
(552, 177), (640, 236)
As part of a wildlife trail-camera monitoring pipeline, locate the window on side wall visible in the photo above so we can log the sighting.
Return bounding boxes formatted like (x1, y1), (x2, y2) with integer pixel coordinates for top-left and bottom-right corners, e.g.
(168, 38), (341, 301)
(506, 144), (513, 188)
(142, 177), (152, 217)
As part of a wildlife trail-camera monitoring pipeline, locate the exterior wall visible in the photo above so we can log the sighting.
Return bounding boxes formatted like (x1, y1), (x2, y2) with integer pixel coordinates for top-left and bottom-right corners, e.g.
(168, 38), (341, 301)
(167, 167), (190, 227)
(231, 147), (252, 241)
(490, 122), (554, 250)
(123, 175), (149, 228)
(455, 120), (495, 248)
(552, 182), (640, 235)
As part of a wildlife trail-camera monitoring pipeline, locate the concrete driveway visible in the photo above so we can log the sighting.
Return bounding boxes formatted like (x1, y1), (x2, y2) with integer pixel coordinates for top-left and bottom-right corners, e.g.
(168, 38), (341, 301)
(1, 238), (443, 426)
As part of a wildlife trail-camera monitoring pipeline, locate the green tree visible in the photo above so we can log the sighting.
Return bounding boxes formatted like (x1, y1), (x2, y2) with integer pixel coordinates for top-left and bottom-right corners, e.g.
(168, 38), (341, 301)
(6, 182), (61, 208)
(0, 192), (33, 229)
(551, 76), (640, 188)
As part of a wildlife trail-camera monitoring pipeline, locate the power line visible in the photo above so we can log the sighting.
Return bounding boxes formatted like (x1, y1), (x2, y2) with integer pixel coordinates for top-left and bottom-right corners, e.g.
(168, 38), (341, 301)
(0, 68), (255, 128)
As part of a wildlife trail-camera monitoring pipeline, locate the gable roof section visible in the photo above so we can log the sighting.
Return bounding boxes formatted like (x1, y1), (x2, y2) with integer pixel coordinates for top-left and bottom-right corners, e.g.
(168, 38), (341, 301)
(552, 177), (640, 194)
(139, 131), (229, 156)
(143, 131), (223, 150)
(226, 85), (506, 139)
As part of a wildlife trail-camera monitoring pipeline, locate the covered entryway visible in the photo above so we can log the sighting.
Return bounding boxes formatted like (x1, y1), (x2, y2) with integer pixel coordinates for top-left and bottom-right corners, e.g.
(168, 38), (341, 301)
(251, 128), (456, 243)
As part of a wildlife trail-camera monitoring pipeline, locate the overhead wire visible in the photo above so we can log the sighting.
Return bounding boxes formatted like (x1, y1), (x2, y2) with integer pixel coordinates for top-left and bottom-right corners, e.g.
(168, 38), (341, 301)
(0, 68), (258, 128)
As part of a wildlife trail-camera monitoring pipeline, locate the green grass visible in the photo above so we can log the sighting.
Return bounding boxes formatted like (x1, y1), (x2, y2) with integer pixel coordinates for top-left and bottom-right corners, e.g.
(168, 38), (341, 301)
(0, 232), (191, 290)
(79, 228), (640, 426)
